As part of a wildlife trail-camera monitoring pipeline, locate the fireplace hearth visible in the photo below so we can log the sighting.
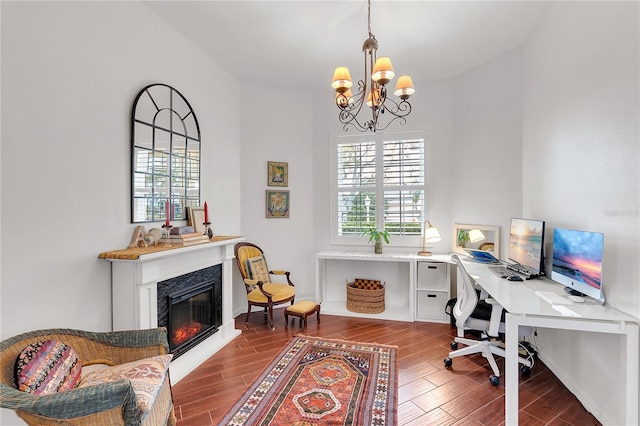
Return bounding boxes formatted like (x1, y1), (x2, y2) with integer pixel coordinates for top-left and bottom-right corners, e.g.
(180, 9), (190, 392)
(158, 265), (222, 358)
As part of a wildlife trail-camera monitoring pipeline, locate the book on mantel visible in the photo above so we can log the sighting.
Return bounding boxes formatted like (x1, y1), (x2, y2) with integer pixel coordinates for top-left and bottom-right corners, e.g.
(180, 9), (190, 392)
(160, 232), (209, 245)
(170, 225), (195, 235)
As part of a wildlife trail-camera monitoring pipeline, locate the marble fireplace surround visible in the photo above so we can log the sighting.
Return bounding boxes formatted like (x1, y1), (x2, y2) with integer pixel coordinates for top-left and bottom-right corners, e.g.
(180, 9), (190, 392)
(100, 236), (244, 383)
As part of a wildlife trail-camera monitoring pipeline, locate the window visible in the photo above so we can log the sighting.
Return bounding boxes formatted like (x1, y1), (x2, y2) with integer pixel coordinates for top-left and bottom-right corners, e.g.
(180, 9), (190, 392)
(332, 131), (428, 245)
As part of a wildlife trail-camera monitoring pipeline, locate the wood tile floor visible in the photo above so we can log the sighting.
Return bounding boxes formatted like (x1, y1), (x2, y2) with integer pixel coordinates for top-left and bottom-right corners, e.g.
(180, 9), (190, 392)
(172, 313), (600, 425)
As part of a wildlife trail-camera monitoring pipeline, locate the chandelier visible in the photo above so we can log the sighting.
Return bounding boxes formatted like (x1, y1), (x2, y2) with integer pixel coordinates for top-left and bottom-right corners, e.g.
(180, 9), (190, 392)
(331, 0), (415, 133)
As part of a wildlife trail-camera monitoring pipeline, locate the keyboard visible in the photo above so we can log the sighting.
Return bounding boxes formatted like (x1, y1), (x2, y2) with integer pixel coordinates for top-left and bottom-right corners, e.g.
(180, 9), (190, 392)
(506, 263), (535, 277)
(488, 265), (513, 278)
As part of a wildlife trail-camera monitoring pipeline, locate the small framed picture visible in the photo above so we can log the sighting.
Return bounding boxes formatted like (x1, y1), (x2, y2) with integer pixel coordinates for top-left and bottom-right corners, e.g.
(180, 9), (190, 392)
(267, 161), (288, 187)
(187, 206), (206, 233)
(266, 190), (290, 218)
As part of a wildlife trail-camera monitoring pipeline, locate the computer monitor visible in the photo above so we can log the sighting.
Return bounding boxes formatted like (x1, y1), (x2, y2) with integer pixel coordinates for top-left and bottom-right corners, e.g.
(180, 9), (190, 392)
(508, 217), (545, 275)
(551, 227), (604, 301)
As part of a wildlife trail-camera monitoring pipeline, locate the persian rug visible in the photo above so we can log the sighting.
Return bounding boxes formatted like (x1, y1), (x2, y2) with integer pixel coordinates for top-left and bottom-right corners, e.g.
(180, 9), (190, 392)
(220, 335), (398, 425)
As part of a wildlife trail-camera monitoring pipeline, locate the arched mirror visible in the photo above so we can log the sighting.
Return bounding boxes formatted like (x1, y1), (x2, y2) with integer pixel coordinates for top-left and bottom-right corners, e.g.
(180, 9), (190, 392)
(131, 84), (201, 223)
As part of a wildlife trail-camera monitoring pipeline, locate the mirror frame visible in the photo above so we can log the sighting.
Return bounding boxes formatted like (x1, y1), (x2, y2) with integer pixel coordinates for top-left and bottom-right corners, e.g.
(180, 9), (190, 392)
(131, 84), (201, 223)
(452, 223), (501, 257)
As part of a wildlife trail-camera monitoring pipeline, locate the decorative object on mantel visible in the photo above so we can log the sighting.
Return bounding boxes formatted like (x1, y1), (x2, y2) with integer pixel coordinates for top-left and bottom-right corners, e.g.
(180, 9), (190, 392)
(265, 190), (290, 218)
(267, 161), (288, 187)
(219, 335), (398, 425)
(203, 201), (214, 239)
(161, 224), (173, 247)
(418, 220), (441, 256)
(187, 206), (206, 234)
(99, 235), (243, 260)
(330, 0), (415, 132)
(128, 225), (147, 249)
(363, 227), (389, 253)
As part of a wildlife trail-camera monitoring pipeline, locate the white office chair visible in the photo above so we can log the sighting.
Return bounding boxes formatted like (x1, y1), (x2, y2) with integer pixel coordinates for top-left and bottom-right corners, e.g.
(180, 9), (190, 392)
(444, 254), (534, 386)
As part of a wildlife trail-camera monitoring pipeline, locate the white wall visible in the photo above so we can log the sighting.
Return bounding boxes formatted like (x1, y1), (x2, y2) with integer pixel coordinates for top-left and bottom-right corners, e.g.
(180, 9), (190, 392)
(522, 2), (639, 424)
(451, 47), (524, 254)
(234, 84), (316, 315)
(1, 3), (242, 422)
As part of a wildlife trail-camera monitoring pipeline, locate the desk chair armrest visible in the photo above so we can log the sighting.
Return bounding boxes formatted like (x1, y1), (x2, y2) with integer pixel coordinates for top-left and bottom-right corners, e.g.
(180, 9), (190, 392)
(485, 297), (505, 337)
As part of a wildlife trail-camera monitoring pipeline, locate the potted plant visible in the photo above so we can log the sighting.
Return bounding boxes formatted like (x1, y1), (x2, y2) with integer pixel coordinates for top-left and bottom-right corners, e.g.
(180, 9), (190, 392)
(363, 228), (390, 254)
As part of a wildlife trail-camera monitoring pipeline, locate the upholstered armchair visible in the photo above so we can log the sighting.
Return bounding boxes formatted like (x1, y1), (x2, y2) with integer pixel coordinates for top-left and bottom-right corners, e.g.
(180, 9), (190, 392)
(234, 242), (296, 330)
(0, 328), (176, 425)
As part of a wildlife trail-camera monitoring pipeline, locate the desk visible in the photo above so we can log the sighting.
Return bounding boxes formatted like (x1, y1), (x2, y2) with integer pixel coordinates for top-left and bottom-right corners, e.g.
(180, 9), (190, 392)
(463, 259), (639, 425)
(315, 251), (453, 322)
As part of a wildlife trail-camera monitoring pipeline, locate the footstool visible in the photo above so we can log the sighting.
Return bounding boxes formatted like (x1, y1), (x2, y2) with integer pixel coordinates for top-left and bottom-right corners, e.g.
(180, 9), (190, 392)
(284, 301), (321, 330)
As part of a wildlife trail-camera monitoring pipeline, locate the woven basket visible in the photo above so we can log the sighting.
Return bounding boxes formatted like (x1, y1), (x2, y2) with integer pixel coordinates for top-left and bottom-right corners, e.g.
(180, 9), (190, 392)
(346, 279), (385, 314)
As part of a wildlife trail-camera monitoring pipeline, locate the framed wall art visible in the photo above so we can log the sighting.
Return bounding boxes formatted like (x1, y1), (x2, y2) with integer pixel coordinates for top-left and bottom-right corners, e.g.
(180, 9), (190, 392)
(266, 190), (290, 218)
(267, 161), (288, 187)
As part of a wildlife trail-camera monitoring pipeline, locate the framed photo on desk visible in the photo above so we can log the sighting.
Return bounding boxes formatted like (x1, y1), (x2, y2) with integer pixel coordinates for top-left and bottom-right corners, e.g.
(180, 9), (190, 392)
(452, 223), (500, 257)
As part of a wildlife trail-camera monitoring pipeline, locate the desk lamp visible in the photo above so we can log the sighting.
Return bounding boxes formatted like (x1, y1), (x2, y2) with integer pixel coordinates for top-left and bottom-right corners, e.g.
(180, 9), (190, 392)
(418, 221), (441, 256)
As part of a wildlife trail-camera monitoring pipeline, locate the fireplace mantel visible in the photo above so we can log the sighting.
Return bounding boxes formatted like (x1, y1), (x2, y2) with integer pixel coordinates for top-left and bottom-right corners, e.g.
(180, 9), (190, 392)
(100, 236), (244, 382)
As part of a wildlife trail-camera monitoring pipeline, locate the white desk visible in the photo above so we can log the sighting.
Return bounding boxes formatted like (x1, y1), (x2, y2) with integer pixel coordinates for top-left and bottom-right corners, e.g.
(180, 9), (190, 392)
(463, 259), (639, 425)
(315, 251), (453, 322)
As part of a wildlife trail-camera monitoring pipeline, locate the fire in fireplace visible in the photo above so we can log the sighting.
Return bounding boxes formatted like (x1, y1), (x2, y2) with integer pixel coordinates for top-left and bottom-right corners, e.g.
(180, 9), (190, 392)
(157, 265), (222, 358)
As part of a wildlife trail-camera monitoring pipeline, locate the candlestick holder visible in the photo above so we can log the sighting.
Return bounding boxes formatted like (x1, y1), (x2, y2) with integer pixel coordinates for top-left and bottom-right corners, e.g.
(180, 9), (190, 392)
(203, 222), (213, 239)
(162, 224), (173, 247)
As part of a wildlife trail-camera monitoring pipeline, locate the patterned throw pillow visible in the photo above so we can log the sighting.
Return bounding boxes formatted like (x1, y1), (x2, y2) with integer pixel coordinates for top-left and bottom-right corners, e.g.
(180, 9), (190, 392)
(77, 354), (172, 419)
(15, 340), (82, 395)
(247, 255), (271, 284)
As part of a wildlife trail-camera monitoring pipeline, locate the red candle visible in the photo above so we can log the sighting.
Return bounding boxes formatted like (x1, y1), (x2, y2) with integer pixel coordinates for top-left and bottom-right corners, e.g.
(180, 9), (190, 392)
(204, 201), (209, 223)
(165, 199), (170, 227)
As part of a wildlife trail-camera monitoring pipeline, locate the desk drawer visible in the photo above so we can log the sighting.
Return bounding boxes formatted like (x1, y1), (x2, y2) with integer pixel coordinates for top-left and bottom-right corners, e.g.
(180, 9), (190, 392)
(416, 290), (448, 321)
(417, 261), (448, 290)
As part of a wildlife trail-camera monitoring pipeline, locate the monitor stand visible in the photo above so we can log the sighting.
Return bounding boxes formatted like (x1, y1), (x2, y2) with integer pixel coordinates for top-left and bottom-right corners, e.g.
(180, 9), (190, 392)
(564, 286), (586, 297)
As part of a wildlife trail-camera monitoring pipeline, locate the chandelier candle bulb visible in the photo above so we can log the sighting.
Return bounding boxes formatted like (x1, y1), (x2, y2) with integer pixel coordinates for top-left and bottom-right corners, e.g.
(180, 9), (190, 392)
(331, 67), (353, 92)
(393, 75), (415, 99)
(336, 89), (354, 107)
(372, 57), (395, 84)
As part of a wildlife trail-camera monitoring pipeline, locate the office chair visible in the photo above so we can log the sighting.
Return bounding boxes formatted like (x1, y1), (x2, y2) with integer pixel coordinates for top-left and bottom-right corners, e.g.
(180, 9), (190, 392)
(444, 254), (534, 386)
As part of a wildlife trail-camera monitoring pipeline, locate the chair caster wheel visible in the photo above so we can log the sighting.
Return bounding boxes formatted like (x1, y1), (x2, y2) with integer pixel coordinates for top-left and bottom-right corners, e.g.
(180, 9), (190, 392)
(489, 375), (500, 386)
(450, 342), (458, 350)
(520, 365), (531, 376)
(444, 358), (453, 368)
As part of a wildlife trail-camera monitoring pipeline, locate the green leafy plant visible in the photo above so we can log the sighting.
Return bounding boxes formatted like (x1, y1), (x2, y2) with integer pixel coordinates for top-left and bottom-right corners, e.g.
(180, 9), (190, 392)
(363, 228), (390, 245)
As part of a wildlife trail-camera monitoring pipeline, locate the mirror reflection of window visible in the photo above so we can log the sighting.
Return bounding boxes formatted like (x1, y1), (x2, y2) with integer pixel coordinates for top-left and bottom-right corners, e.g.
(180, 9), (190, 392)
(131, 84), (201, 223)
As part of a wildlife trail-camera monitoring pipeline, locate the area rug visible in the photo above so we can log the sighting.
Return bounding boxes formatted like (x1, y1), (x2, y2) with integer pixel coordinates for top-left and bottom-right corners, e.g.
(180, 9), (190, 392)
(220, 335), (398, 425)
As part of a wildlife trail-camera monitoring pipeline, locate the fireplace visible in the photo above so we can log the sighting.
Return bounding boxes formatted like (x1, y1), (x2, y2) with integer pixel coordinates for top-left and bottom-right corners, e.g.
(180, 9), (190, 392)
(157, 265), (222, 358)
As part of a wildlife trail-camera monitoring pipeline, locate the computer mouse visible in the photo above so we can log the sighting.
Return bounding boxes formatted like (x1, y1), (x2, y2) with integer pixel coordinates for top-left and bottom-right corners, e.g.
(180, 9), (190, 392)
(507, 275), (523, 281)
(569, 295), (585, 303)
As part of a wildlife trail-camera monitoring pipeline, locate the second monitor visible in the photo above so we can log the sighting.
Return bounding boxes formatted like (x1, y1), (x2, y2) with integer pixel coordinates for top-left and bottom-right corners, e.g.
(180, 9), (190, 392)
(507, 217), (546, 277)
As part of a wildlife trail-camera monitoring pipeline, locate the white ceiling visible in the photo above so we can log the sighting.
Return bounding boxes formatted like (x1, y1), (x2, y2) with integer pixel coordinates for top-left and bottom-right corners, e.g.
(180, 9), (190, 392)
(144, 1), (550, 92)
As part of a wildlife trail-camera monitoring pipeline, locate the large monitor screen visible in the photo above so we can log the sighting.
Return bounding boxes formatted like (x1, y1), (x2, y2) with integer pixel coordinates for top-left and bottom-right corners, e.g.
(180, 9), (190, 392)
(508, 218), (545, 275)
(551, 227), (604, 301)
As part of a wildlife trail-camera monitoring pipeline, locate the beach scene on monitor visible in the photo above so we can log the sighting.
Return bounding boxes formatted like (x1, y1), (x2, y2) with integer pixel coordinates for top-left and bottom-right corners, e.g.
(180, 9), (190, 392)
(509, 218), (544, 272)
(552, 229), (603, 290)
